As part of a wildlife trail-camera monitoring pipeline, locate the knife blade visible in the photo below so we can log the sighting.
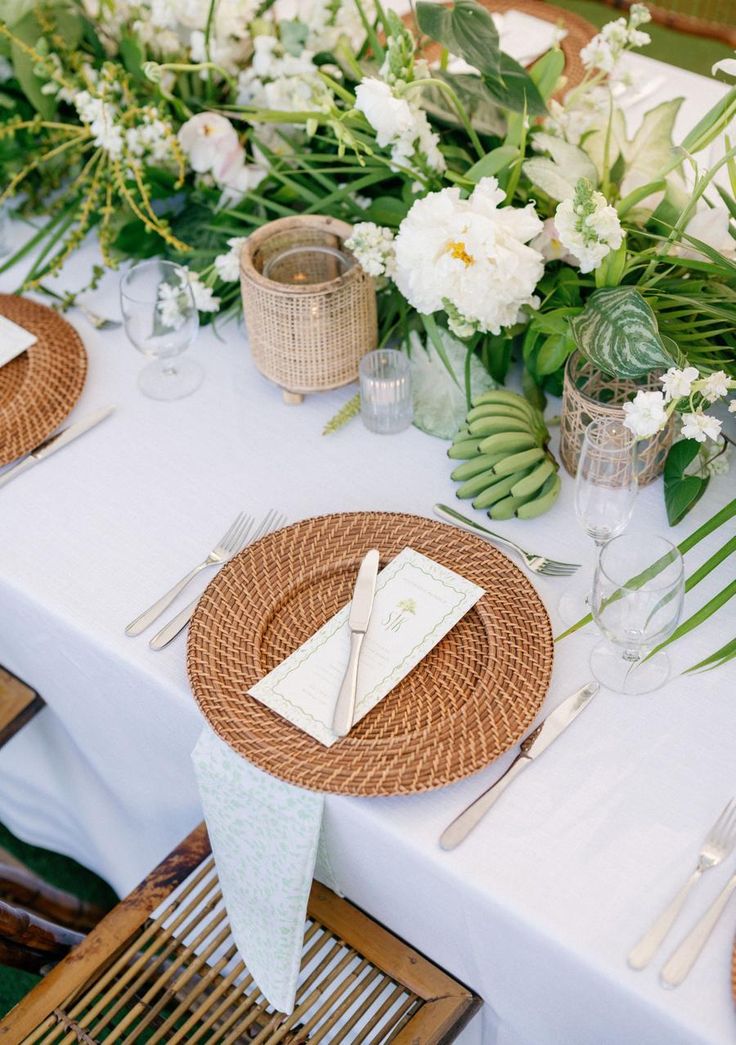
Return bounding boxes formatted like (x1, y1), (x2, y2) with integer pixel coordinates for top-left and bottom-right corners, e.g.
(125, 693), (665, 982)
(0, 406), (115, 490)
(439, 681), (599, 850)
(331, 548), (380, 738)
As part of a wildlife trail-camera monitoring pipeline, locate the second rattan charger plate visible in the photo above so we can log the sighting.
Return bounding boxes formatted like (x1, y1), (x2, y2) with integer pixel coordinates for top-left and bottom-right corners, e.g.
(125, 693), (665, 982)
(188, 512), (553, 796)
(0, 295), (87, 466)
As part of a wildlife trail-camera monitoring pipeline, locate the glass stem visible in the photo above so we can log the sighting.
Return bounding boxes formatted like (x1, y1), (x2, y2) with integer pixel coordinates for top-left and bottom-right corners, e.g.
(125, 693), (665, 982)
(622, 648), (641, 663)
(162, 363), (178, 377)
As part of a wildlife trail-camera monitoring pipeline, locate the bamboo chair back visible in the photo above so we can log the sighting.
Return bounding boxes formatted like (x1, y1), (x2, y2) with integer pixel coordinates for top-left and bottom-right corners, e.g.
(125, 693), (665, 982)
(0, 825), (480, 1044)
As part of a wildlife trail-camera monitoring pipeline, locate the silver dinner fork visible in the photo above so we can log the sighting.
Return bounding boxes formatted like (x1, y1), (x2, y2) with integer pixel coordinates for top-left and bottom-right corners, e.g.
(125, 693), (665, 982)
(149, 509), (287, 650)
(433, 504), (580, 577)
(661, 865), (736, 988)
(628, 797), (736, 972)
(125, 512), (254, 636)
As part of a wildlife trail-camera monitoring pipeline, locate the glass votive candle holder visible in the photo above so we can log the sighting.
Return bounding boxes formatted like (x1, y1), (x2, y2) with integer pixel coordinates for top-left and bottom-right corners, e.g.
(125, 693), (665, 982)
(263, 245), (354, 285)
(359, 348), (412, 434)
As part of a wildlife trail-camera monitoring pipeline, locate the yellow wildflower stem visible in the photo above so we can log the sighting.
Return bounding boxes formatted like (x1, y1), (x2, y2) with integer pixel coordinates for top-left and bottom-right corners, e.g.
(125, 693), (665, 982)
(111, 161), (190, 254)
(0, 134), (90, 205)
(0, 23), (76, 94)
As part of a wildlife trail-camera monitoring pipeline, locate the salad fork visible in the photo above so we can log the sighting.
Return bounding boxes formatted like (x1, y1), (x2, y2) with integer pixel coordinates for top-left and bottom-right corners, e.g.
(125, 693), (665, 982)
(434, 504), (580, 577)
(149, 509), (287, 650)
(125, 512), (254, 636)
(628, 797), (736, 971)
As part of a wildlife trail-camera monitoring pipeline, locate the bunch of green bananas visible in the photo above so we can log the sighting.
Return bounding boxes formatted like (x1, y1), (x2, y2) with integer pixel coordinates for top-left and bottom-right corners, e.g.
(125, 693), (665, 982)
(447, 390), (561, 520)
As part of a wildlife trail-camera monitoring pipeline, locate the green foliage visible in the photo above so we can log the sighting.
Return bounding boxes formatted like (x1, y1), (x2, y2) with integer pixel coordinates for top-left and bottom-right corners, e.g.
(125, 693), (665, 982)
(664, 439), (709, 526)
(570, 287), (682, 379)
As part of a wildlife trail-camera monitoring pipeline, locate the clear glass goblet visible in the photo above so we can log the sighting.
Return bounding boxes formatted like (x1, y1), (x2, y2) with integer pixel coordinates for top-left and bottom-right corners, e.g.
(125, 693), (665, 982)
(559, 417), (638, 624)
(590, 534), (684, 694)
(120, 260), (203, 400)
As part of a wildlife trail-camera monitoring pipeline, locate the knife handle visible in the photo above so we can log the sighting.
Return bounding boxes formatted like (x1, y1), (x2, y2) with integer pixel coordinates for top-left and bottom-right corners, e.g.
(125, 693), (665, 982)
(440, 755), (532, 850)
(0, 455), (34, 491)
(149, 597), (199, 651)
(332, 631), (365, 738)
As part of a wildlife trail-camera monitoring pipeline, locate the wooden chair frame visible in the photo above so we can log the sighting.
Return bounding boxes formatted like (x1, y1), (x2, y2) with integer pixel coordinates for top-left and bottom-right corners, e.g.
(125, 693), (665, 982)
(0, 824), (481, 1043)
(0, 667), (44, 750)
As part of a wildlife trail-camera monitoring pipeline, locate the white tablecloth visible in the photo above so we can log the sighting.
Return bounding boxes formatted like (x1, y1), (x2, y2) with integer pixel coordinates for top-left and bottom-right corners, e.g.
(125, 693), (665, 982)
(1, 53), (735, 1045)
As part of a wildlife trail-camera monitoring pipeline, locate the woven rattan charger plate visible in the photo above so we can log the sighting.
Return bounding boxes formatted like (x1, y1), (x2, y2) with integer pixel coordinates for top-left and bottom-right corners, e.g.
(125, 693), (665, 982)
(188, 512), (553, 796)
(404, 0), (596, 92)
(0, 295), (87, 467)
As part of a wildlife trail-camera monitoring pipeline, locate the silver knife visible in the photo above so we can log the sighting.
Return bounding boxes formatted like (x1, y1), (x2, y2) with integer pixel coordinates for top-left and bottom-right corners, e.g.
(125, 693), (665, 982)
(332, 548), (380, 738)
(0, 406), (115, 490)
(439, 681), (599, 850)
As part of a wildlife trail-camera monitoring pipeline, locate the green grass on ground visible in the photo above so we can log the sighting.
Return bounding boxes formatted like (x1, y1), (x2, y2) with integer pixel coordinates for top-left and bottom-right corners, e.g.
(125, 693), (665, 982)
(551, 0), (733, 77)
(0, 822), (117, 1019)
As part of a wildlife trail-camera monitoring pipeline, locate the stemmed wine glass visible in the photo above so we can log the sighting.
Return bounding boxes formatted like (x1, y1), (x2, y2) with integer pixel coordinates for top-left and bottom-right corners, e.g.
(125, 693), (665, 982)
(591, 534), (684, 694)
(120, 260), (202, 400)
(559, 417), (638, 624)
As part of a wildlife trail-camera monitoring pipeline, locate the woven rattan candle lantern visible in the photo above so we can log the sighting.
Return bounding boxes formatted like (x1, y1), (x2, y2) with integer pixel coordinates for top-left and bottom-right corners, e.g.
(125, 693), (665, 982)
(560, 351), (674, 485)
(240, 216), (377, 404)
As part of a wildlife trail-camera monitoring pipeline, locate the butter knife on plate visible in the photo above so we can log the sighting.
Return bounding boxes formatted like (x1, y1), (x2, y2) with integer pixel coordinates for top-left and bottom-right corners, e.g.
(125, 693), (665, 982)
(332, 548), (380, 738)
(440, 681), (599, 850)
(0, 406), (115, 490)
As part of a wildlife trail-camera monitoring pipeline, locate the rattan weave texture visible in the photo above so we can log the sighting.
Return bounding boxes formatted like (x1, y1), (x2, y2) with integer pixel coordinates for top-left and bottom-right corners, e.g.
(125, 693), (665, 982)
(405, 0), (596, 91)
(0, 295), (87, 467)
(187, 512), (553, 796)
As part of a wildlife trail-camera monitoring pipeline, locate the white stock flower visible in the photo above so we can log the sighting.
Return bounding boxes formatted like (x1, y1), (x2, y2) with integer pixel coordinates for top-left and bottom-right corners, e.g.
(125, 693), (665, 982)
(580, 10), (650, 73)
(392, 178), (544, 337)
(554, 179), (623, 273)
(354, 78), (445, 173)
(214, 237), (248, 282)
(681, 412), (723, 443)
(701, 370), (731, 402)
(345, 223), (396, 278)
(178, 112), (240, 174)
(622, 390), (668, 439)
(660, 366), (699, 402)
(183, 269), (220, 312)
(677, 205), (736, 261)
(74, 90), (123, 158)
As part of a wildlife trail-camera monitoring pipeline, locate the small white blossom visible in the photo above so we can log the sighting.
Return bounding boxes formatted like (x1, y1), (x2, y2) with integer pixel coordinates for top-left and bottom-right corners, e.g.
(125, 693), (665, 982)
(681, 412), (723, 443)
(701, 370), (731, 402)
(392, 177), (544, 337)
(74, 90), (124, 158)
(554, 179), (623, 273)
(214, 237), (247, 282)
(580, 9), (650, 73)
(730, 400), (736, 413)
(622, 389), (668, 439)
(354, 78), (445, 174)
(182, 269), (220, 313)
(345, 222), (396, 278)
(660, 366), (699, 402)
(157, 282), (186, 330)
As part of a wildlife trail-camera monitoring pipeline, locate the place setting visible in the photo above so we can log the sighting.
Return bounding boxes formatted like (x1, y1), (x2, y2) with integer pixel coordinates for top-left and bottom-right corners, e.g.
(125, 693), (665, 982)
(0, 0), (735, 1042)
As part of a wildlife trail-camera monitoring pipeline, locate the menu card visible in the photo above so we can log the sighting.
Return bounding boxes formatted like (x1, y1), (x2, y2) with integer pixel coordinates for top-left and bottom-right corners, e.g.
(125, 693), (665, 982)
(248, 548), (484, 746)
(0, 315), (36, 368)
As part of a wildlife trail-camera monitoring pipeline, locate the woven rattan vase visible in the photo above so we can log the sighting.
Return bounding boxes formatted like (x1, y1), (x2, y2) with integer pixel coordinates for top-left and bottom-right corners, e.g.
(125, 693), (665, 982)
(560, 351), (674, 485)
(240, 216), (377, 404)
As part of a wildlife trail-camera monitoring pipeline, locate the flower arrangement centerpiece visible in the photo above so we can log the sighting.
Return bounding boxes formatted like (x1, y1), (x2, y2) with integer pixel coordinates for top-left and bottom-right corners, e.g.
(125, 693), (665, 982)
(0, 0), (734, 519)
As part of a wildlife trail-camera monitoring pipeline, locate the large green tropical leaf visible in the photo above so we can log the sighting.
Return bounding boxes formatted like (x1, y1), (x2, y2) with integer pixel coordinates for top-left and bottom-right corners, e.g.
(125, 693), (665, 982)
(664, 439), (709, 526)
(482, 54), (547, 117)
(416, 0), (500, 79)
(570, 287), (681, 379)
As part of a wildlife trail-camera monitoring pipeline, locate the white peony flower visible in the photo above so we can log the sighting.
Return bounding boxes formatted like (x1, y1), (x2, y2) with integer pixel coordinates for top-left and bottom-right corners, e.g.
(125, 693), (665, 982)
(530, 218), (578, 264)
(660, 366), (699, 402)
(681, 412), (723, 443)
(392, 178), (544, 337)
(677, 205), (736, 260)
(345, 222), (396, 278)
(622, 389), (668, 439)
(214, 237), (248, 282)
(701, 370), (731, 402)
(555, 179), (623, 273)
(178, 112), (240, 175)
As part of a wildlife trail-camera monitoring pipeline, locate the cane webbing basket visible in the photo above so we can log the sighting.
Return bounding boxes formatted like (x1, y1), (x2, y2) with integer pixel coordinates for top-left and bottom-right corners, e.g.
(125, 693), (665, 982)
(240, 217), (377, 404)
(187, 511), (553, 796)
(560, 351), (674, 486)
(404, 0), (597, 91)
(1, 825), (481, 1044)
(0, 295), (87, 467)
